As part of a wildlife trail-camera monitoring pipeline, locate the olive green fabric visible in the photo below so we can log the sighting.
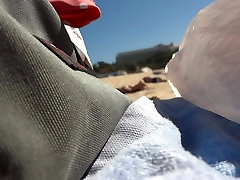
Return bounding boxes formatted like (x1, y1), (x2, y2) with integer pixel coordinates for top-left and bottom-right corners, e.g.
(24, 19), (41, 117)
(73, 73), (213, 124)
(0, 0), (76, 59)
(0, 1), (131, 179)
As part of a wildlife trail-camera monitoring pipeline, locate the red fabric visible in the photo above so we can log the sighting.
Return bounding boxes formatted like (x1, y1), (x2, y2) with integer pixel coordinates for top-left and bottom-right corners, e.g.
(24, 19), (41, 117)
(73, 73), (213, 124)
(49, 0), (101, 28)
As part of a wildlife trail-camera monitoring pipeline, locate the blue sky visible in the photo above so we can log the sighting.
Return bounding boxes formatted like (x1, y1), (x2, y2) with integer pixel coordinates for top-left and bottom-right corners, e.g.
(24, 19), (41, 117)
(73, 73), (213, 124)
(81, 0), (214, 64)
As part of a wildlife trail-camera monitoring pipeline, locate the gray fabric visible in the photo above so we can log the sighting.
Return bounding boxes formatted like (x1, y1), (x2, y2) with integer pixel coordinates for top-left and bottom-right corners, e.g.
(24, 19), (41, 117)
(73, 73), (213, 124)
(88, 97), (164, 176)
(0, 1), (131, 179)
(0, 0), (76, 59)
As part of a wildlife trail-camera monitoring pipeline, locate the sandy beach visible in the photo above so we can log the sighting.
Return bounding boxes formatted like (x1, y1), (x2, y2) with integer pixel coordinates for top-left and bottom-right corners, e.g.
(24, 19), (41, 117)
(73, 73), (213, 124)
(101, 69), (175, 101)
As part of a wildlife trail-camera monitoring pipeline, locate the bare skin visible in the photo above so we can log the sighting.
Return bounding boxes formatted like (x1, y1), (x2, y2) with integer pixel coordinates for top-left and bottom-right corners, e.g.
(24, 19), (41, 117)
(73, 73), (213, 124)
(117, 81), (148, 94)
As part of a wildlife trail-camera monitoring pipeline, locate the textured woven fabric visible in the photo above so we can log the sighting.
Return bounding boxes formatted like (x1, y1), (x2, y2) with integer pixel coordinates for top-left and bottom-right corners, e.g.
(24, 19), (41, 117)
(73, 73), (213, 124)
(88, 120), (233, 180)
(87, 98), (236, 180)
(154, 98), (240, 176)
(0, 0), (77, 59)
(88, 97), (165, 176)
(0, 1), (131, 179)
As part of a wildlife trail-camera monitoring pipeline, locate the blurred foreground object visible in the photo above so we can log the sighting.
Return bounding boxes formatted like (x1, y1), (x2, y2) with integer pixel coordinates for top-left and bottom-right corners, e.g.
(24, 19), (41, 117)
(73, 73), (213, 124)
(167, 0), (240, 124)
(49, 0), (101, 28)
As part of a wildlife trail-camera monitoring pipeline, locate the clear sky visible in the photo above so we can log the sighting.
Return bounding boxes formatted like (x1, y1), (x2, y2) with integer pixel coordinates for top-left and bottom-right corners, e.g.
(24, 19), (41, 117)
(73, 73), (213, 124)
(81, 0), (214, 64)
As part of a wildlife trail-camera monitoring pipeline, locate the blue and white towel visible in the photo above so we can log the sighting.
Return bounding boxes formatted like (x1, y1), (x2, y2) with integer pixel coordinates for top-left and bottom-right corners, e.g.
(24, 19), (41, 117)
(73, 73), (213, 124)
(87, 97), (240, 179)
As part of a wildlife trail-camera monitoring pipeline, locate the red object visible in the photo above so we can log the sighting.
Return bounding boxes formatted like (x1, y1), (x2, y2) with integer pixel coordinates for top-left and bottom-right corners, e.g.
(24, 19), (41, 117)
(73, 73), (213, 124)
(49, 0), (101, 28)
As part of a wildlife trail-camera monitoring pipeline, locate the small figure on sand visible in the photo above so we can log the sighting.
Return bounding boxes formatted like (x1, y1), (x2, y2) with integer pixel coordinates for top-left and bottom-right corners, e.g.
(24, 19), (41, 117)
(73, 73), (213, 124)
(143, 76), (167, 83)
(117, 76), (166, 94)
(117, 80), (148, 94)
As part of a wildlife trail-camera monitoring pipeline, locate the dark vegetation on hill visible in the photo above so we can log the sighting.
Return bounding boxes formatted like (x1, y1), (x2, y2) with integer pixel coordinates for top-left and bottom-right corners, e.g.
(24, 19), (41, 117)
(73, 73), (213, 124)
(93, 46), (179, 74)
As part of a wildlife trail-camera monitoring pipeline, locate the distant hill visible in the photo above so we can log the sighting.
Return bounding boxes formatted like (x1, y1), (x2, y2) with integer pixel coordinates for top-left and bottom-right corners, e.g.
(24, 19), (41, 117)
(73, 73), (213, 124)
(94, 43), (178, 74)
(116, 43), (177, 66)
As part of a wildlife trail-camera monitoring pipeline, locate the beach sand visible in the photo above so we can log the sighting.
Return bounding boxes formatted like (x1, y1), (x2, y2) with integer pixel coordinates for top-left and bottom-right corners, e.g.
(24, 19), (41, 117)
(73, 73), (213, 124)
(101, 69), (175, 101)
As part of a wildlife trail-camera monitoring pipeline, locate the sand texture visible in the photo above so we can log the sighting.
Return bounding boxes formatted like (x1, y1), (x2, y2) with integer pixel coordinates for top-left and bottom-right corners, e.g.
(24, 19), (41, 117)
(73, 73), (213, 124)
(101, 69), (175, 101)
